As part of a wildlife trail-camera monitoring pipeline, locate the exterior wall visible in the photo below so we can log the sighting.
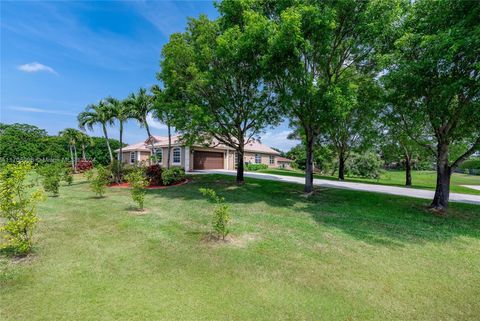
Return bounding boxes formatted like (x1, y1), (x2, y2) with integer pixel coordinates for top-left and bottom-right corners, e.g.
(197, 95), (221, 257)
(244, 152), (277, 167)
(120, 146), (280, 170)
(139, 151), (151, 163)
(121, 151), (150, 165)
(277, 161), (292, 169)
(153, 146), (185, 168)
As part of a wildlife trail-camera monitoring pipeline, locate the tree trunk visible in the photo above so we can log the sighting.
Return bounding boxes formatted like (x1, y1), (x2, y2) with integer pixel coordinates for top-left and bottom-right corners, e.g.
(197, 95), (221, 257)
(167, 124), (171, 169)
(102, 123), (113, 162)
(304, 133), (314, 194)
(404, 153), (412, 186)
(236, 145), (245, 185)
(69, 145), (75, 171)
(145, 121), (155, 165)
(82, 144), (86, 160)
(118, 121), (124, 183)
(338, 150), (345, 181)
(430, 142), (451, 212)
(73, 145), (78, 173)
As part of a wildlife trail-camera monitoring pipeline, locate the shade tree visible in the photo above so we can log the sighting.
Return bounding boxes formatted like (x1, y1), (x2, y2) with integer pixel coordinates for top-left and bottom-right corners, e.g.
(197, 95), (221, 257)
(265, 0), (402, 193)
(158, 12), (280, 184)
(383, 0), (480, 212)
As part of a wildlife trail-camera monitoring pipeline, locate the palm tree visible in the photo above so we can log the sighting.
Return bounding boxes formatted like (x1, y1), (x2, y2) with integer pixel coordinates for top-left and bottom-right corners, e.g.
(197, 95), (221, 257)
(106, 96), (133, 180)
(77, 131), (93, 160)
(126, 88), (155, 153)
(60, 128), (81, 172)
(78, 101), (115, 162)
(151, 85), (175, 168)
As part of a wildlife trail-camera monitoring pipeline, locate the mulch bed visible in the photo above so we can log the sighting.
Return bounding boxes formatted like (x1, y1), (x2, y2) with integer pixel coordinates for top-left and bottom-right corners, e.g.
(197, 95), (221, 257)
(108, 179), (190, 189)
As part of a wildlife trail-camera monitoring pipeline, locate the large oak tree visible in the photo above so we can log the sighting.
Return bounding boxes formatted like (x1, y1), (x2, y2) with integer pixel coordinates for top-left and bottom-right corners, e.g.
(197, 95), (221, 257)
(384, 0), (480, 212)
(158, 11), (279, 184)
(265, 0), (401, 193)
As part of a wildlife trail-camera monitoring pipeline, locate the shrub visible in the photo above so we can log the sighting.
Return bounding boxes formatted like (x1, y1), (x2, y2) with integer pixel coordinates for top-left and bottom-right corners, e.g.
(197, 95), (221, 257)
(76, 160), (93, 172)
(125, 168), (149, 210)
(161, 167), (186, 185)
(121, 164), (137, 181)
(199, 188), (230, 240)
(459, 159), (480, 170)
(145, 164), (163, 186)
(108, 160), (138, 183)
(36, 163), (64, 196)
(245, 163), (268, 171)
(63, 167), (74, 185)
(0, 162), (43, 255)
(89, 165), (110, 197)
(346, 152), (384, 179)
(84, 168), (95, 181)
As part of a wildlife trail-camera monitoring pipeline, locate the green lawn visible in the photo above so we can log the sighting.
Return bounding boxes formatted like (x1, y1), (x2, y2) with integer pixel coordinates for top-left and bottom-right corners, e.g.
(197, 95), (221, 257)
(256, 168), (480, 195)
(1, 174), (480, 320)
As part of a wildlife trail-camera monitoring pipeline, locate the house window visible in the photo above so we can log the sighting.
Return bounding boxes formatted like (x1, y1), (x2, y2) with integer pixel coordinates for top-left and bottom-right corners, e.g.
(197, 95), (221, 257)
(255, 154), (261, 164)
(130, 152), (136, 164)
(269, 155), (275, 165)
(154, 148), (162, 164)
(173, 147), (181, 164)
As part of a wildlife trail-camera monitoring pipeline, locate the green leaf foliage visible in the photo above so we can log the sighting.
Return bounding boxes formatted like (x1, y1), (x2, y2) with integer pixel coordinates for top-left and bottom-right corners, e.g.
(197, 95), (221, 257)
(0, 162), (44, 255)
(125, 168), (149, 210)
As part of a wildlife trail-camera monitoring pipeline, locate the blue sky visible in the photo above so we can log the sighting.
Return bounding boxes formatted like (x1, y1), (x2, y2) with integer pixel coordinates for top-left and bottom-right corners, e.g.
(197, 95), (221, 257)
(0, 0), (298, 151)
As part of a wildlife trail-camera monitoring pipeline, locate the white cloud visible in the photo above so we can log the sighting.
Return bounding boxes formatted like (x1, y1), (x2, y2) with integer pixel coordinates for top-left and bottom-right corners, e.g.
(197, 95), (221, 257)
(8, 106), (75, 116)
(18, 62), (58, 75)
(259, 130), (300, 152)
(146, 113), (167, 130)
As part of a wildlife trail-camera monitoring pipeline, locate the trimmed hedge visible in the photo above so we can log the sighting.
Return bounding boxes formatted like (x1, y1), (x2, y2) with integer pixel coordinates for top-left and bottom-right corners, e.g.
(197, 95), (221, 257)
(245, 163), (268, 171)
(458, 159), (480, 175)
(459, 159), (480, 170)
(161, 167), (186, 185)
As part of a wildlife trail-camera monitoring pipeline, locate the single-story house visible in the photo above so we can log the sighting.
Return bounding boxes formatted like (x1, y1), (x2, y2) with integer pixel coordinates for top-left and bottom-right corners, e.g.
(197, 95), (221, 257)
(276, 157), (293, 169)
(115, 135), (283, 171)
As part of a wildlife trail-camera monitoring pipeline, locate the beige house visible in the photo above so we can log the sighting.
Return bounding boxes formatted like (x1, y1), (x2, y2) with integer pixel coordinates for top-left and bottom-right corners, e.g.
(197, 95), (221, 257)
(277, 157), (293, 169)
(115, 135), (282, 171)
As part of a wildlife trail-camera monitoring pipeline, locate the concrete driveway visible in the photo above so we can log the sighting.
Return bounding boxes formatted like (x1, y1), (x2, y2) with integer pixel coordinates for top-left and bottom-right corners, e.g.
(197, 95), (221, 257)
(192, 169), (480, 206)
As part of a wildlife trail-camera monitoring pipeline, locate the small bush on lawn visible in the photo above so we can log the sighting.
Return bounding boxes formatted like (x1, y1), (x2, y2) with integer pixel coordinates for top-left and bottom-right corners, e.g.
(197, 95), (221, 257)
(0, 162), (44, 256)
(125, 168), (149, 210)
(346, 152), (383, 179)
(89, 166), (110, 197)
(162, 167), (186, 185)
(199, 188), (230, 240)
(84, 168), (95, 181)
(145, 164), (162, 185)
(76, 160), (93, 172)
(63, 167), (74, 185)
(245, 163), (268, 171)
(36, 162), (64, 196)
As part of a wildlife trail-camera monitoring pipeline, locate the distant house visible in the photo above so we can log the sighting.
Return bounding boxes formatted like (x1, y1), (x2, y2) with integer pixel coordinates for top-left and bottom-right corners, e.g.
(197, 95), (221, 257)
(115, 135), (282, 171)
(276, 157), (293, 169)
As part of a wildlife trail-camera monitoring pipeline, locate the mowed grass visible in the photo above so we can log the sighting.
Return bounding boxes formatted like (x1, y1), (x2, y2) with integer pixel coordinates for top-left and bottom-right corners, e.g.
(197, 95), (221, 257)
(1, 174), (480, 321)
(257, 168), (480, 195)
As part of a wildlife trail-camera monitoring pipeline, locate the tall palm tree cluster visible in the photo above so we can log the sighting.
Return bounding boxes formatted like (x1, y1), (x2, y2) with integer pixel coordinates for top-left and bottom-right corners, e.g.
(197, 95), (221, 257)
(77, 87), (173, 172)
(59, 128), (93, 171)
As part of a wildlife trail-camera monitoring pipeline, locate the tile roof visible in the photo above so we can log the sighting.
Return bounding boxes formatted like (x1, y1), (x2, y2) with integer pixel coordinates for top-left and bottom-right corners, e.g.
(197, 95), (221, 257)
(117, 135), (280, 155)
(114, 141), (150, 153)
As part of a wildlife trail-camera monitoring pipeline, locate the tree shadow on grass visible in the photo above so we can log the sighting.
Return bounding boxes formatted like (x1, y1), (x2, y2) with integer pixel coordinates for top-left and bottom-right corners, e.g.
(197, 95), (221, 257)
(146, 174), (480, 247)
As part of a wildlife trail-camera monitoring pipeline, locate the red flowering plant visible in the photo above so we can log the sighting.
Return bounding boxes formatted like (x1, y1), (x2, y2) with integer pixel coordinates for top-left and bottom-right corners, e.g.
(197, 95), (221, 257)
(145, 164), (163, 186)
